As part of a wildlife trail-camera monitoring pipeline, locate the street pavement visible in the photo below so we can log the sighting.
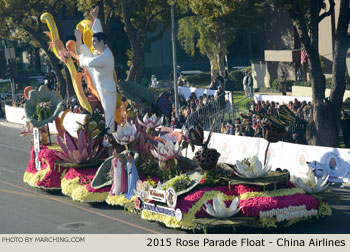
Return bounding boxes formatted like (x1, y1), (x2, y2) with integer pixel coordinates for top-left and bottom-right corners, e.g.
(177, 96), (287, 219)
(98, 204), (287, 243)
(0, 121), (349, 234)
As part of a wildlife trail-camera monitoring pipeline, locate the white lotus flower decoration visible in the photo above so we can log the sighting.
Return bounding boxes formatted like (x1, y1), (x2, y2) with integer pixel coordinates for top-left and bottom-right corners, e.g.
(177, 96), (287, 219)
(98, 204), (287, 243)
(203, 195), (241, 218)
(235, 156), (271, 179)
(292, 168), (329, 193)
(112, 122), (140, 145)
(150, 141), (181, 162)
(138, 113), (163, 129)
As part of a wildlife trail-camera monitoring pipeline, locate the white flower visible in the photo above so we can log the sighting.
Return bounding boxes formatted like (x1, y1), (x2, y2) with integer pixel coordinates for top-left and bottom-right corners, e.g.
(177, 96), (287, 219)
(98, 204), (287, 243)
(203, 196), (240, 218)
(150, 141), (181, 161)
(292, 168), (329, 193)
(235, 156), (271, 179)
(138, 113), (163, 129)
(112, 122), (139, 145)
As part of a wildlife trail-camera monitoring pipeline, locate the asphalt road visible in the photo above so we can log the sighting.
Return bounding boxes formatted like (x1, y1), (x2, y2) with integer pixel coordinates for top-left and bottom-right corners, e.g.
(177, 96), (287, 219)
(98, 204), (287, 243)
(0, 121), (349, 234)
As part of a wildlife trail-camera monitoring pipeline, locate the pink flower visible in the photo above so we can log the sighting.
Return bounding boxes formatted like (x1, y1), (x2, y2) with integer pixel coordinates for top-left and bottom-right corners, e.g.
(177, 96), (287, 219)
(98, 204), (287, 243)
(137, 114), (163, 129)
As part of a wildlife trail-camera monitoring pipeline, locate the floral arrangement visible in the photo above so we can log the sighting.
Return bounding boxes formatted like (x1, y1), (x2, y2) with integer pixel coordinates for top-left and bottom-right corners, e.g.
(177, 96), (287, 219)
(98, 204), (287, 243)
(56, 130), (104, 164)
(24, 85), (63, 127)
(235, 156), (271, 179)
(150, 140), (181, 173)
(31, 100), (52, 122)
(292, 168), (329, 194)
(161, 174), (191, 192)
(112, 121), (139, 146)
(137, 113), (163, 130)
(202, 194), (240, 218)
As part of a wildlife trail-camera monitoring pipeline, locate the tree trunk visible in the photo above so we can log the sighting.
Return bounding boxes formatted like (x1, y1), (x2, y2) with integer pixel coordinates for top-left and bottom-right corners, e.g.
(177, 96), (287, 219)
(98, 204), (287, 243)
(126, 47), (144, 83)
(34, 48), (41, 75)
(206, 51), (218, 79)
(217, 53), (226, 76)
(46, 51), (66, 98)
(24, 26), (67, 99)
(330, 0), (350, 134)
(305, 35), (340, 146)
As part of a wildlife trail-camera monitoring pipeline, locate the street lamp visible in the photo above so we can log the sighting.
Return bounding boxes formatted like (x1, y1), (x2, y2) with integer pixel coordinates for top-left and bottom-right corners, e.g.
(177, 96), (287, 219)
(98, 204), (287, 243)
(168, 0), (179, 118)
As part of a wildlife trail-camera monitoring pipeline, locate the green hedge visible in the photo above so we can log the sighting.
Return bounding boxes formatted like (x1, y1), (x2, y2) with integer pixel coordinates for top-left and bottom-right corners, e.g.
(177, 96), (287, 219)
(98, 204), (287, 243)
(185, 72), (211, 86)
(293, 75), (350, 90)
(271, 78), (294, 91)
(226, 67), (251, 91)
(0, 82), (11, 93)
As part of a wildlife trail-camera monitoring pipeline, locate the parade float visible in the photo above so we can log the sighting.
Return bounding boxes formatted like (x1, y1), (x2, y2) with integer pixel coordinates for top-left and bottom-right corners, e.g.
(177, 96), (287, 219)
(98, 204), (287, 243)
(21, 10), (333, 233)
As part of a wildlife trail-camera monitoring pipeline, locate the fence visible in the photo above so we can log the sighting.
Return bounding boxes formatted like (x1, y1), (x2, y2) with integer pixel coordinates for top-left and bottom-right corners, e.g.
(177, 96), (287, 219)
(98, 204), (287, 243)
(183, 92), (231, 131)
(231, 96), (253, 119)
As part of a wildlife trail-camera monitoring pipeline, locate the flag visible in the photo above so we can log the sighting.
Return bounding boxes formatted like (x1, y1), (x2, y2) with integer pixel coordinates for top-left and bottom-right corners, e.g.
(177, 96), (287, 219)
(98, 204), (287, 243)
(301, 50), (307, 65)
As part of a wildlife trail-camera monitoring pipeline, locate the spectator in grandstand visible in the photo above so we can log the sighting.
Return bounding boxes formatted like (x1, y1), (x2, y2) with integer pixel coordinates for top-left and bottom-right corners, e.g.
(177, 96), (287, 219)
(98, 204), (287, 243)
(225, 123), (234, 135)
(244, 122), (255, 137)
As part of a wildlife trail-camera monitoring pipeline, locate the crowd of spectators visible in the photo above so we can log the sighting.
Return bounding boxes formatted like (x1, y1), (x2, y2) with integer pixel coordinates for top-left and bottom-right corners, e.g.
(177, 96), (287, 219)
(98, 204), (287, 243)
(220, 98), (312, 144)
(162, 88), (226, 129)
(64, 97), (86, 114)
(12, 95), (26, 107)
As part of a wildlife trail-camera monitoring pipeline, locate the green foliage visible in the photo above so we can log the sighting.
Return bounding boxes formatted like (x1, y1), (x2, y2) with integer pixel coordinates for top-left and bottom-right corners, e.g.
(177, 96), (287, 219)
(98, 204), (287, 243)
(31, 99), (52, 122)
(227, 70), (244, 91)
(293, 76), (350, 90)
(257, 87), (280, 93)
(137, 158), (163, 179)
(162, 174), (191, 192)
(0, 81), (11, 93)
(271, 78), (294, 91)
(271, 78), (280, 90)
(0, 0), (75, 46)
(226, 67), (251, 91)
(178, 1), (264, 75)
(185, 72), (211, 85)
(77, 0), (186, 81)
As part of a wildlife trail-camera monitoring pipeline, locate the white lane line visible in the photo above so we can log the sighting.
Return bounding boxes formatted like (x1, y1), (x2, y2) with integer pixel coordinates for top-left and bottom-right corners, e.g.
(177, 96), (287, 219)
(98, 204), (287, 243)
(0, 166), (15, 173)
(0, 143), (30, 153)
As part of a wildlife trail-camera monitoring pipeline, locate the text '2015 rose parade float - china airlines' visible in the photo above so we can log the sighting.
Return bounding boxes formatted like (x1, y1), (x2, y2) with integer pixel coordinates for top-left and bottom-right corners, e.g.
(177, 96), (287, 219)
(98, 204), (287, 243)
(21, 7), (334, 233)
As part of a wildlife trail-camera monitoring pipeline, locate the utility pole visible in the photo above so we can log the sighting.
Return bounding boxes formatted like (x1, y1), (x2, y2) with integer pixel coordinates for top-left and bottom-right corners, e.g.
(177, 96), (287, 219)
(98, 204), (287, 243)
(169, 0), (179, 118)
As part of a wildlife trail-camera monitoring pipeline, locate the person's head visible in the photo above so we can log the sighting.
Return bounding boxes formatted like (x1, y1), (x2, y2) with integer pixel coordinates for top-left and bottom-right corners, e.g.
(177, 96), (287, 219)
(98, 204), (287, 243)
(127, 151), (135, 160)
(92, 32), (106, 51)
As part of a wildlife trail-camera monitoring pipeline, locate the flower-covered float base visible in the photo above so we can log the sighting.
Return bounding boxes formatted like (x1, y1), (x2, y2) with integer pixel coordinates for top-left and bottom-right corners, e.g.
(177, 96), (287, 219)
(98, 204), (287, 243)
(141, 184), (332, 231)
(24, 145), (110, 202)
(23, 145), (63, 190)
(23, 146), (332, 231)
(61, 167), (110, 202)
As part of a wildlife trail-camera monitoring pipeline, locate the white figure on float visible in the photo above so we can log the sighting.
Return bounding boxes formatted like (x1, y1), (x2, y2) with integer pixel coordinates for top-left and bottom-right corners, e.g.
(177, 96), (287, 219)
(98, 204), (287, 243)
(74, 6), (116, 146)
(110, 150), (127, 196)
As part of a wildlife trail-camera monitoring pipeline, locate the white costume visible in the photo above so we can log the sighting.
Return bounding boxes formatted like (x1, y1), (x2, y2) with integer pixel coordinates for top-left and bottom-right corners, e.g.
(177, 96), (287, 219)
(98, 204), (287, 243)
(113, 158), (122, 195)
(79, 18), (117, 132)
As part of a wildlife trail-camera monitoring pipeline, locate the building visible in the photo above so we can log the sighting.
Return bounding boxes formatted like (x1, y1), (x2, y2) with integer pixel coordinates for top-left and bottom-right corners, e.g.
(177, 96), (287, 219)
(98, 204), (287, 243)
(253, 0), (350, 89)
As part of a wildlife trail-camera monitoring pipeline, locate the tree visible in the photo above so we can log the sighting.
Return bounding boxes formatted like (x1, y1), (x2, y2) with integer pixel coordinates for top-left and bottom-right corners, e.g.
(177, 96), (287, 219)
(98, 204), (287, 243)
(78, 0), (187, 83)
(0, 0), (76, 98)
(178, 0), (264, 78)
(271, 0), (350, 147)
